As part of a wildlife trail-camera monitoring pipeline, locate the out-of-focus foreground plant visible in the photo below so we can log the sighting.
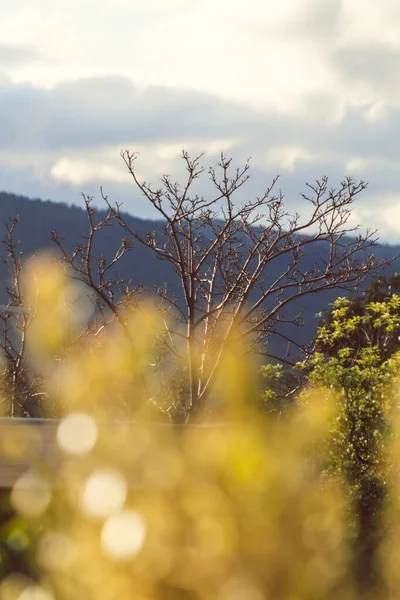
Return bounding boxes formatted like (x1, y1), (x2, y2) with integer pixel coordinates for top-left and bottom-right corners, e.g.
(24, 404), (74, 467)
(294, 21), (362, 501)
(1, 257), (400, 599)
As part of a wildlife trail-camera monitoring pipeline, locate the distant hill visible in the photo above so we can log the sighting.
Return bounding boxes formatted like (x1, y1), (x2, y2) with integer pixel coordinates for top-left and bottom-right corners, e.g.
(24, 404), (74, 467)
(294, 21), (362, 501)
(0, 191), (175, 297)
(0, 191), (398, 358)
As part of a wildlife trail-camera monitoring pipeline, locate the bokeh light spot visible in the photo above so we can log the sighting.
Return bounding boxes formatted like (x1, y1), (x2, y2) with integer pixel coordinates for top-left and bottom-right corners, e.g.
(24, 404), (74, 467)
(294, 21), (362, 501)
(18, 585), (54, 600)
(57, 412), (97, 455)
(80, 469), (127, 518)
(101, 510), (146, 559)
(38, 530), (76, 571)
(11, 471), (51, 518)
(219, 577), (265, 600)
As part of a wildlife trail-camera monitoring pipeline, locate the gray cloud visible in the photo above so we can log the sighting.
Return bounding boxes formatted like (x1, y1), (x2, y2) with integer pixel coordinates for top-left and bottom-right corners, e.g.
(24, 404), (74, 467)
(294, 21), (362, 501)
(0, 74), (400, 241)
(288, 0), (342, 41)
(0, 43), (39, 65)
(333, 43), (400, 97)
(0, 76), (269, 150)
(0, 75), (386, 155)
(0, 77), (345, 146)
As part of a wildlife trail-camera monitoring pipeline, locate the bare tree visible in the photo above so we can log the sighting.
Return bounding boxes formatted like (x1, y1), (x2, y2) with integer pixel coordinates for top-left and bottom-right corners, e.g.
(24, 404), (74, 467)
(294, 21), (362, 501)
(0, 208), (145, 419)
(90, 150), (389, 420)
(50, 196), (160, 418)
(50, 194), (143, 342)
(0, 217), (45, 416)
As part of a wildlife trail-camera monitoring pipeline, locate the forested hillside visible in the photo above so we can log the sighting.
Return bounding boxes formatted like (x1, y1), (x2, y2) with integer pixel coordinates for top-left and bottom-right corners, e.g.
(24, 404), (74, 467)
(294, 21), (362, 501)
(0, 190), (398, 354)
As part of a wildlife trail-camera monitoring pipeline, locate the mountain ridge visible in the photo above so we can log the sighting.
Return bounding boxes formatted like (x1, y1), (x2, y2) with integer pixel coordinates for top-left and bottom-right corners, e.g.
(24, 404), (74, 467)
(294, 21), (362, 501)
(0, 190), (398, 355)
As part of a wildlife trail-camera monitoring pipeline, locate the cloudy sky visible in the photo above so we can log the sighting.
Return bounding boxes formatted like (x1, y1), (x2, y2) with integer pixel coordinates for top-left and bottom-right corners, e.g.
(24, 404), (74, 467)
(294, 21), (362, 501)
(1, 0), (400, 240)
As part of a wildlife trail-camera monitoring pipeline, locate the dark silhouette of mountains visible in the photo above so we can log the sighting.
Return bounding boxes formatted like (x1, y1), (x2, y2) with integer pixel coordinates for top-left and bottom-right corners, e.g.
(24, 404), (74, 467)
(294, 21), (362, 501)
(0, 191), (398, 356)
(0, 191), (179, 303)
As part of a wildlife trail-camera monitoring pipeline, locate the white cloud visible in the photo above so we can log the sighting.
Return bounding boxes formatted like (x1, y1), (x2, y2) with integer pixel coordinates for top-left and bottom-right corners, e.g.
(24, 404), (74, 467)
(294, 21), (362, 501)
(340, 0), (400, 49)
(345, 156), (400, 173)
(265, 146), (323, 172)
(349, 194), (400, 242)
(126, 0), (198, 12)
(50, 157), (128, 185)
(3, 0), (400, 115)
(49, 137), (238, 186)
(133, 0), (338, 112)
(0, 1), (400, 240)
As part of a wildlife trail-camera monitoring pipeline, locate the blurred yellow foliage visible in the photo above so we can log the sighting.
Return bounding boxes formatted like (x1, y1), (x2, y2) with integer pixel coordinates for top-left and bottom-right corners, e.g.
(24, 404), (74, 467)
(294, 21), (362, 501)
(1, 255), (400, 599)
